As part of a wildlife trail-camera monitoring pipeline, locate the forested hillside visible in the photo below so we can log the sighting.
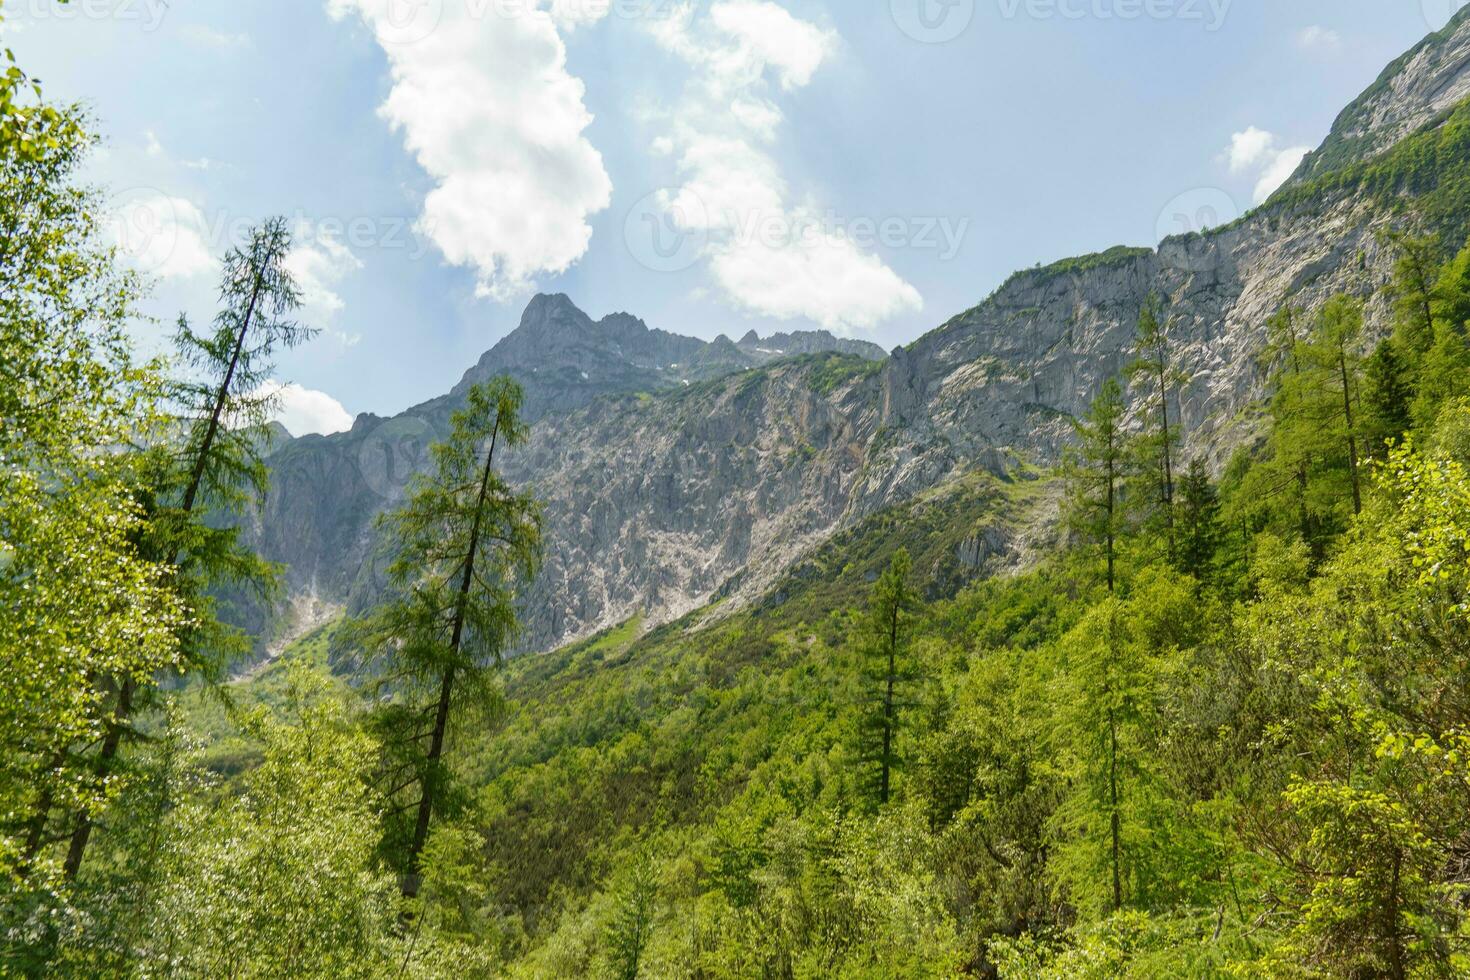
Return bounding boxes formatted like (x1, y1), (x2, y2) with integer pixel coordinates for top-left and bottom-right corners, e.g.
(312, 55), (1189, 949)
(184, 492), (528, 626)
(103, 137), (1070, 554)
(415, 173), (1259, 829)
(6, 7), (1470, 979)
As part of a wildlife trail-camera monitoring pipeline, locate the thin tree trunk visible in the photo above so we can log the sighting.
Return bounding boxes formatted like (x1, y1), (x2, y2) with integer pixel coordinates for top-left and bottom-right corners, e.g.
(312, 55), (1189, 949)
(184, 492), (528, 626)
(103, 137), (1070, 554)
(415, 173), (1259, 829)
(880, 605), (897, 806)
(1154, 344), (1176, 563)
(63, 678), (134, 879)
(402, 417), (502, 899)
(1338, 351), (1363, 516)
(63, 273), (267, 880)
(1106, 436), (1116, 594)
(18, 750), (67, 873)
(182, 272), (264, 514)
(1109, 705), (1122, 912)
(1385, 849), (1406, 980)
(1107, 611), (1122, 913)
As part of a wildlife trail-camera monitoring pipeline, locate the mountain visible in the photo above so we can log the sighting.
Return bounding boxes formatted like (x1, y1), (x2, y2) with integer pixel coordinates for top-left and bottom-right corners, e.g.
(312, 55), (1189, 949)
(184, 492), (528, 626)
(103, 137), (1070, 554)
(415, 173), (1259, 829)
(248, 12), (1470, 653)
(1290, 5), (1470, 183)
(248, 298), (889, 647)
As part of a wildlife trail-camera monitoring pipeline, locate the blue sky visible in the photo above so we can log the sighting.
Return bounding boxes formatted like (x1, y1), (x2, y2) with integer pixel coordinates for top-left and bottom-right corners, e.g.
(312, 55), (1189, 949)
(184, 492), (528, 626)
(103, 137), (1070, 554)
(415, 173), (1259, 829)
(6, 0), (1463, 433)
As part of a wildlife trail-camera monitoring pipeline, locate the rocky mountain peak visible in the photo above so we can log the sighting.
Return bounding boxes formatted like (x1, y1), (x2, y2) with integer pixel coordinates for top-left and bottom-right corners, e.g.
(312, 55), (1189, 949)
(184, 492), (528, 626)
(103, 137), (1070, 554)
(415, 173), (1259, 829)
(1289, 5), (1470, 184)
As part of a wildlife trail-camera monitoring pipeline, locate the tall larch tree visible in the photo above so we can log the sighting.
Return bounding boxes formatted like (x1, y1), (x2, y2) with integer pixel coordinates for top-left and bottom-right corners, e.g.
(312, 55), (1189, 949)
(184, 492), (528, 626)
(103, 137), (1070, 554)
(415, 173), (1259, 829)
(60, 217), (310, 880)
(1128, 294), (1186, 563)
(856, 548), (919, 807)
(1310, 295), (1366, 517)
(1067, 377), (1130, 592)
(353, 378), (543, 900)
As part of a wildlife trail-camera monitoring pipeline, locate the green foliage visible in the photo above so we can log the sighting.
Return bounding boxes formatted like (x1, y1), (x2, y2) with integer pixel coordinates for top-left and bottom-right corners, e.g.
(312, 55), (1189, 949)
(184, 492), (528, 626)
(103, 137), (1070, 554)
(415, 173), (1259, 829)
(0, 105), (186, 893)
(348, 377), (543, 892)
(1066, 376), (1129, 590)
(853, 549), (919, 807)
(1268, 95), (1470, 247)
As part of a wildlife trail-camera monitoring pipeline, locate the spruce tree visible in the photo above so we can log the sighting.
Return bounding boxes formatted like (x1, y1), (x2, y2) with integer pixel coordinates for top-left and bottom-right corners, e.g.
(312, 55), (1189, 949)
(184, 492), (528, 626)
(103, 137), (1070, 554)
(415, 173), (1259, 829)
(1362, 341), (1414, 456)
(1176, 458), (1221, 585)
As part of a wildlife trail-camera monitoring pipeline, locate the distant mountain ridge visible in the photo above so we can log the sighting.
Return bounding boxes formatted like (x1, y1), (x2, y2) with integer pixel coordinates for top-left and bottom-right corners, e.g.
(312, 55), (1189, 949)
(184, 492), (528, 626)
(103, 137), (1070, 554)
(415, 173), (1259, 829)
(434, 293), (886, 424)
(246, 14), (1470, 654)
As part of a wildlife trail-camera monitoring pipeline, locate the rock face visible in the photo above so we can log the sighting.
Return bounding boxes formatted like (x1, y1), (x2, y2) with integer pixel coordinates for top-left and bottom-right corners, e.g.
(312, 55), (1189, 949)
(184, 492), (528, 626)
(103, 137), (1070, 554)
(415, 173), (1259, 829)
(1292, 5), (1470, 182)
(248, 15), (1470, 652)
(251, 298), (888, 643)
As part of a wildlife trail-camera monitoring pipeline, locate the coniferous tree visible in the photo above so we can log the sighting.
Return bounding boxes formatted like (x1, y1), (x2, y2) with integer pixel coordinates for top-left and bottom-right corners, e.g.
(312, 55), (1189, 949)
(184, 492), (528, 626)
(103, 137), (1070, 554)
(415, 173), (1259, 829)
(352, 378), (543, 900)
(605, 852), (658, 980)
(60, 218), (310, 880)
(1310, 295), (1366, 517)
(1176, 458), (1221, 586)
(856, 549), (918, 807)
(1067, 377), (1129, 592)
(1260, 301), (1318, 546)
(1362, 341), (1414, 456)
(1413, 239), (1470, 428)
(1128, 294), (1186, 563)
(1382, 230), (1439, 362)
(1062, 378), (1134, 910)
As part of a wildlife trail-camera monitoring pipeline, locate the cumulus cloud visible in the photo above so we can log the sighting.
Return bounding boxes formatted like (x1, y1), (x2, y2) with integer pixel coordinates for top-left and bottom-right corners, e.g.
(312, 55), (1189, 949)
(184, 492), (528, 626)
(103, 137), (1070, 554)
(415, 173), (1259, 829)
(1226, 127), (1312, 204)
(648, 1), (922, 334)
(259, 381), (355, 437)
(1296, 25), (1341, 51)
(326, 0), (613, 300)
(1227, 126), (1274, 174)
(109, 192), (217, 281)
(286, 221), (364, 346)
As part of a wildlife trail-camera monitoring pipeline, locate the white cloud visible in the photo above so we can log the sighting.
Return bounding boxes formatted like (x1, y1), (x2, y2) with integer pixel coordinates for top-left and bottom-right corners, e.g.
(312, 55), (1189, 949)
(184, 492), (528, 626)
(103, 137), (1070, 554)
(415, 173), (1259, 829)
(285, 221), (364, 346)
(1226, 127), (1312, 204)
(259, 381), (354, 437)
(648, 1), (921, 334)
(1252, 145), (1311, 203)
(1227, 126), (1274, 174)
(110, 193), (217, 281)
(179, 23), (251, 49)
(143, 130), (215, 172)
(1296, 25), (1341, 51)
(326, 0), (613, 300)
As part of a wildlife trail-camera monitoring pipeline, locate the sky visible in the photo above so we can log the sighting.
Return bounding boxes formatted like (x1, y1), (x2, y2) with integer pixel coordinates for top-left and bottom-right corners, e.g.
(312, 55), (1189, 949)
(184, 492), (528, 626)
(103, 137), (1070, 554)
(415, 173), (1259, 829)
(5, 0), (1465, 434)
